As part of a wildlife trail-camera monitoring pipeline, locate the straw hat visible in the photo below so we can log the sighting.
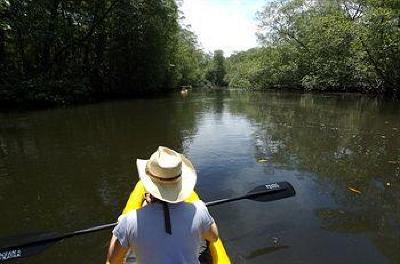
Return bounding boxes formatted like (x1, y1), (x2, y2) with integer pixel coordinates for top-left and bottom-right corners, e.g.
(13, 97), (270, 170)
(136, 146), (197, 203)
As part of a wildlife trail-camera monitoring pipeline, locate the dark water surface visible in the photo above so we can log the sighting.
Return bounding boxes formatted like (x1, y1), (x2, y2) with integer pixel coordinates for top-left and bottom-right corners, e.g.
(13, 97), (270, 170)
(0, 90), (399, 263)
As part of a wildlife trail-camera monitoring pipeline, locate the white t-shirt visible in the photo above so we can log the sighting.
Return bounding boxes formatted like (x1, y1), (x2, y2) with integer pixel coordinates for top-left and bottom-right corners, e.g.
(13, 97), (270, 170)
(113, 200), (215, 264)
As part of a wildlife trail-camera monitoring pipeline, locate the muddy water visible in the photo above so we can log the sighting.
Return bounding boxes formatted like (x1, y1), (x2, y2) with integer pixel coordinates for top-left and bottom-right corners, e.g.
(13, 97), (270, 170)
(0, 90), (399, 263)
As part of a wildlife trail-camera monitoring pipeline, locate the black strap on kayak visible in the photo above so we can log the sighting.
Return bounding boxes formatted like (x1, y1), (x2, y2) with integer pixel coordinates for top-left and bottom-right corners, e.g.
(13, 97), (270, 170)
(161, 201), (172, 235)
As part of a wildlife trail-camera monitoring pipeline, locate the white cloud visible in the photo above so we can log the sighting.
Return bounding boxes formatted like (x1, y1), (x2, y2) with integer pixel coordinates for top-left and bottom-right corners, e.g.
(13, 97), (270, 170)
(180, 0), (266, 57)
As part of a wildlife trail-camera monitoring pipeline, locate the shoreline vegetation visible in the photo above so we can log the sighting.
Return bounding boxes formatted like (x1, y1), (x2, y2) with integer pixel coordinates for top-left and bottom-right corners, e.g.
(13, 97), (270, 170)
(1, 0), (399, 110)
(225, 0), (399, 98)
(0, 0), (216, 108)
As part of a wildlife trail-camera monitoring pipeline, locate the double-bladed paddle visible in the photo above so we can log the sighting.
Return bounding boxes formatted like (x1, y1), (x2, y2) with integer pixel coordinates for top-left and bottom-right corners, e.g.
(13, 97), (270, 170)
(0, 181), (295, 262)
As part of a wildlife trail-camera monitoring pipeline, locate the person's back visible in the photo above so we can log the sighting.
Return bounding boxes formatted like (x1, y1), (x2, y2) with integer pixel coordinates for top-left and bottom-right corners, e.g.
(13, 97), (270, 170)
(113, 200), (214, 264)
(106, 146), (218, 264)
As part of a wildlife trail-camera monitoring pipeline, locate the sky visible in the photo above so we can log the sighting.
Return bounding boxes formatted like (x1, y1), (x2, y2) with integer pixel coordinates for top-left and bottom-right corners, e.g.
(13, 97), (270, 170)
(180, 0), (267, 57)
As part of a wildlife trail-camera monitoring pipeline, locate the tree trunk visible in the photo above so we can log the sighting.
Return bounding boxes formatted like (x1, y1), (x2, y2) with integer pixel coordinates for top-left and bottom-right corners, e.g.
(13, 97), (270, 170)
(41, 0), (60, 73)
(16, 28), (25, 75)
(0, 30), (5, 64)
(92, 0), (106, 95)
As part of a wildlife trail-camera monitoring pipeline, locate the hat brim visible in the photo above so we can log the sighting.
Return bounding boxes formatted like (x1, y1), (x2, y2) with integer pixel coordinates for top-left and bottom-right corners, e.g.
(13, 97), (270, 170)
(136, 155), (197, 203)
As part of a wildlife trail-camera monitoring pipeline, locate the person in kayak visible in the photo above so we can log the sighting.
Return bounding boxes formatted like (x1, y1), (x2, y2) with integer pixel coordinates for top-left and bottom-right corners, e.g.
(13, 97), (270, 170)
(106, 146), (219, 264)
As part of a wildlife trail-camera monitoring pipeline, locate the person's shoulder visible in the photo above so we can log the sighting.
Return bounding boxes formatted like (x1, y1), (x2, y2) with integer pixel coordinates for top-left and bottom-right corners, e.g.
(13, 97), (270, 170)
(119, 210), (138, 223)
(192, 200), (208, 210)
(192, 200), (214, 226)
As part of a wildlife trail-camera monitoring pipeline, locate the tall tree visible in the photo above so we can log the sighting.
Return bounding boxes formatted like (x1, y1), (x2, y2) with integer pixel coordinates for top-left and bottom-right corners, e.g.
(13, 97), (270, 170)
(206, 50), (227, 87)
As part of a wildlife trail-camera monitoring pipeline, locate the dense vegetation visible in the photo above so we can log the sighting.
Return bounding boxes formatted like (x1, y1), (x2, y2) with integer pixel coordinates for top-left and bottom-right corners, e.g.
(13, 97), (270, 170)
(2, 0), (399, 107)
(0, 0), (209, 107)
(205, 50), (227, 87)
(225, 0), (400, 98)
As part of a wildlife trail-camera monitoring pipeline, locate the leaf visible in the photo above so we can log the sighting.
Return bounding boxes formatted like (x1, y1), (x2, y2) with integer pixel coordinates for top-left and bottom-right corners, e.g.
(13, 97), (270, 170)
(348, 187), (361, 194)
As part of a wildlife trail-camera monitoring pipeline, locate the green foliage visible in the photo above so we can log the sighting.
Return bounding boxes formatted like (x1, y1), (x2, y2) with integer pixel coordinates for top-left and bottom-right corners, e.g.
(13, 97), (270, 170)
(226, 0), (400, 98)
(225, 48), (263, 89)
(205, 50), (227, 87)
(169, 27), (210, 88)
(0, 0), (207, 107)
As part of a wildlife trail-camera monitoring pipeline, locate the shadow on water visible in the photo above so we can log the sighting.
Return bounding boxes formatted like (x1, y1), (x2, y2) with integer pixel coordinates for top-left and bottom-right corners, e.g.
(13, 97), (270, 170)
(246, 245), (290, 260)
(0, 95), (204, 263)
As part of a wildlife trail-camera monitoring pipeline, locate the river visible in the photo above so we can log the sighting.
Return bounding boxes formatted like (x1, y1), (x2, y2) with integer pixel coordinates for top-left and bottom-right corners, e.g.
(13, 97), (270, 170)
(0, 90), (399, 263)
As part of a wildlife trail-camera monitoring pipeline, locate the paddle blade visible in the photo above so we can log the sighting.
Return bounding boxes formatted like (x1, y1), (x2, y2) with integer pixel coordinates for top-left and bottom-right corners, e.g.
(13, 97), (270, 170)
(0, 232), (60, 262)
(206, 181), (296, 207)
(247, 181), (296, 202)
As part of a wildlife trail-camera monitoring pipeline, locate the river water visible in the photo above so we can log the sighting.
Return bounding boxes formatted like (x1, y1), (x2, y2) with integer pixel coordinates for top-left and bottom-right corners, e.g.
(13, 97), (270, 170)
(0, 90), (399, 263)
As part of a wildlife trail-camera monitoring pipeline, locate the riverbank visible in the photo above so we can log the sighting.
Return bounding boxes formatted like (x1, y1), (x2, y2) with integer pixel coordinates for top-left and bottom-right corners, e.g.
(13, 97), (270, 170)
(3, 85), (399, 113)
(0, 87), (178, 112)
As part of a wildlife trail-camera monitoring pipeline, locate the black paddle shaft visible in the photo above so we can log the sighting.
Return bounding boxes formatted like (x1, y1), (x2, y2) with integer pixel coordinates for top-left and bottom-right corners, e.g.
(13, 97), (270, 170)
(0, 181), (295, 262)
(0, 223), (118, 262)
(206, 181), (295, 206)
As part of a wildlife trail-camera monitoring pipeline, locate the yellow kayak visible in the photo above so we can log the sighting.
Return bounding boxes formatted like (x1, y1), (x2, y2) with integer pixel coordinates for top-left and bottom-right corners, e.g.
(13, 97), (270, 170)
(119, 180), (231, 264)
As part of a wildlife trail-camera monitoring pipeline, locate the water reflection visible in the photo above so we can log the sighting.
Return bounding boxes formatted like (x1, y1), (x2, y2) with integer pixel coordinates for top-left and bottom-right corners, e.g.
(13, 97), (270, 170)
(246, 245), (289, 260)
(227, 91), (400, 263)
(0, 97), (204, 263)
(0, 91), (399, 263)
